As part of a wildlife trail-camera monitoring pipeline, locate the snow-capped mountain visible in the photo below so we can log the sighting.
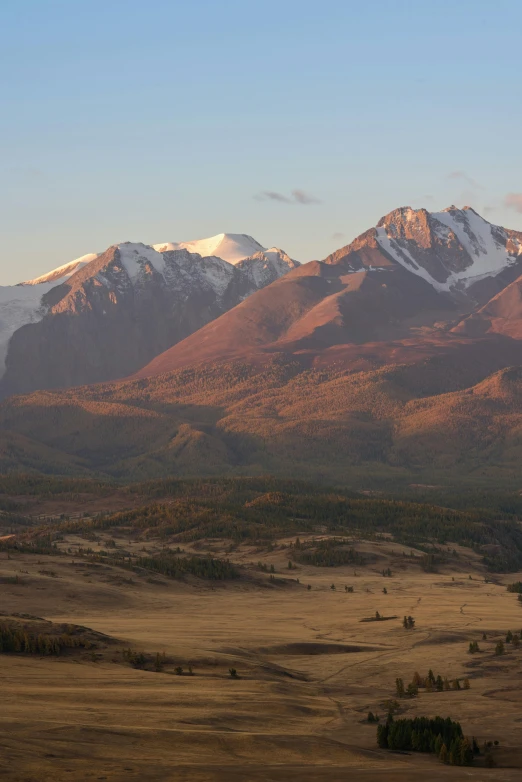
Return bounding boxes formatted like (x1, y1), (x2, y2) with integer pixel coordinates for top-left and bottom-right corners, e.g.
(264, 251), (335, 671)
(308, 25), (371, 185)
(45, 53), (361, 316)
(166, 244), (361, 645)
(328, 206), (522, 303)
(153, 233), (265, 265)
(0, 237), (299, 396)
(22, 253), (99, 286)
(0, 253), (99, 374)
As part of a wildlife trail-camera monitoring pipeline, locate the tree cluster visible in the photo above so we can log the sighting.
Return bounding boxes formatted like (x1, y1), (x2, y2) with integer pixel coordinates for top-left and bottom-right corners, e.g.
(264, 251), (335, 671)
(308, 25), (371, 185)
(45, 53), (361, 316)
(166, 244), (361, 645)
(395, 669), (470, 698)
(0, 622), (93, 656)
(134, 553), (239, 580)
(377, 716), (474, 766)
(291, 539), (366, 568)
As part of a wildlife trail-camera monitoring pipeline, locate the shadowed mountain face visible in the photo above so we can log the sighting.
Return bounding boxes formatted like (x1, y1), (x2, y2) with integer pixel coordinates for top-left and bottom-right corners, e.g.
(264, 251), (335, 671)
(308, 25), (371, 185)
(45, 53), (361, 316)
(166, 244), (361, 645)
(0, 241), (298, 397)
(2, 205), (522, 486)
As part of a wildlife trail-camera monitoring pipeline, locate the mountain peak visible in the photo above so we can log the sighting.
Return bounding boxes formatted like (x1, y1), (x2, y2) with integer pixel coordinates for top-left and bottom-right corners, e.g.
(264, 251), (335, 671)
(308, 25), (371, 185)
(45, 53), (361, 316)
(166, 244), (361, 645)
(153, 233), (266, 265)
(21, 253), (98, 286)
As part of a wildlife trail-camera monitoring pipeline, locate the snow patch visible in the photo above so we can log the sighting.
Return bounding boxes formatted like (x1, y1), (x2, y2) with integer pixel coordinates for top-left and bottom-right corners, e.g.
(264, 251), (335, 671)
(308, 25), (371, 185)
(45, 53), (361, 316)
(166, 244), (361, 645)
(117, 243), (166, 280)
(376, 207), (522, 294)
(153, 233), (266, 265)
(22, 253), (98, 285)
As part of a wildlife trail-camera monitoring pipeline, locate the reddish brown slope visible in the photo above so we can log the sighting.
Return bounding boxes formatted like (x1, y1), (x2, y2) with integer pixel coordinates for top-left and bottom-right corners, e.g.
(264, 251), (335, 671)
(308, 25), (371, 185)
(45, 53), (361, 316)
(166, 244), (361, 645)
(454, 273), (522, 339)
(134, 258), (458, 379)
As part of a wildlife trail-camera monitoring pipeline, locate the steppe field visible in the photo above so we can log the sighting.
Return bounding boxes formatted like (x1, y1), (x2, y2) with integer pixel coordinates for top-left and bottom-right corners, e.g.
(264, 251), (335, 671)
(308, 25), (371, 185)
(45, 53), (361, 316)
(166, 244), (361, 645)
(1, 481), (522, 781)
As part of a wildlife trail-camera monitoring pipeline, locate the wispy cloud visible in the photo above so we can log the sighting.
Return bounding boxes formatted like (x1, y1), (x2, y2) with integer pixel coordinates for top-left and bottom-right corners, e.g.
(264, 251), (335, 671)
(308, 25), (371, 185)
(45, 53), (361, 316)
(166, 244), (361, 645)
(483, 205), (496, 216)
(331, 232), (345, 241)
(504, 193), (522, 214)
(255, 189), (321, 205)
(447, 171), (482, 189)
(255, 191), (291, 203)
(292, 189), (321, 205)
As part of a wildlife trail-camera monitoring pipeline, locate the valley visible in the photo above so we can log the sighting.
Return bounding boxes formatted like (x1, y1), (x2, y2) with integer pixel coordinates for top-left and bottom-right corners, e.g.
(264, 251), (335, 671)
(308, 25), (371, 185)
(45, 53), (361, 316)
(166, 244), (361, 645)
(1, 478), (522, 779)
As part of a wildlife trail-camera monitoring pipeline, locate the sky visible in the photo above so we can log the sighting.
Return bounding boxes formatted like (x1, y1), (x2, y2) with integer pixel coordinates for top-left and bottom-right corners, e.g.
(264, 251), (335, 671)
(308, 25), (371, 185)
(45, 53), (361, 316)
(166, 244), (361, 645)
(1, 0), (522, 284)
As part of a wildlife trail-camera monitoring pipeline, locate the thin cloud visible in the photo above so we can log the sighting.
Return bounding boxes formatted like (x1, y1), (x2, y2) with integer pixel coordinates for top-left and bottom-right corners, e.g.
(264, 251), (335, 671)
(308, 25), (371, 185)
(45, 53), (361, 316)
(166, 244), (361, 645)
(447, 171), (482, 189)
(292, 189), (321, 205)
(331, 232), (345, 240)
(504, 193), (522, 214)
(254, 191), (292, 203)
(255, 189), (321, 205)
(483, 205), (496, 216)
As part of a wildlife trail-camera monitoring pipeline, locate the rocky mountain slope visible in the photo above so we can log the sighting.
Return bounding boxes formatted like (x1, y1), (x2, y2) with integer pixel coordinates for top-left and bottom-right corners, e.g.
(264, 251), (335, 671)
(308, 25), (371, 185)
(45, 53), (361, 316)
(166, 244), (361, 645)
(0, 236), (298, 396)
(326, 205), (522, 303)
(2, 205), (522, 488)
(134, 207), (522, 379)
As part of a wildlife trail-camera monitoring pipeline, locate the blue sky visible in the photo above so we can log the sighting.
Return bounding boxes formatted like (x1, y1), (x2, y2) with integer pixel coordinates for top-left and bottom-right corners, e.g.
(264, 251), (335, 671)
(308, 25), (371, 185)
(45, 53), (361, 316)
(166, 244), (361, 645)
(2, 0), (522, 283)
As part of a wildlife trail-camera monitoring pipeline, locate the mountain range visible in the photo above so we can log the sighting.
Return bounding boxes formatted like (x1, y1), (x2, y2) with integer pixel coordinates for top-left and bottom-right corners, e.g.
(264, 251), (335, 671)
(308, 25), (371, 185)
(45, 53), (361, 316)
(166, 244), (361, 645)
(0, 234), (298, 396)
(1, 206), (522, 489)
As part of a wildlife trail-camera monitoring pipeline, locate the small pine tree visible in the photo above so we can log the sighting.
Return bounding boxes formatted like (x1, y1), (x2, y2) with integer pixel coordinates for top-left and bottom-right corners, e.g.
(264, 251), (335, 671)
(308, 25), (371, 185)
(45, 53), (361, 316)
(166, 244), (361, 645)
(495, 640), (505, 656)
(463, 678), (470, 690)
(459, 738), (474, 766)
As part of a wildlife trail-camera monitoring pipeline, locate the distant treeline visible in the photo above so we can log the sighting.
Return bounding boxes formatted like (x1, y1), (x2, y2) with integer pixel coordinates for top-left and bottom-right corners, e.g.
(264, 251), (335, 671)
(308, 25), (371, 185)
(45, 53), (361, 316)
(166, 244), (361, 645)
(291, 538), (366, 567)
(7, 476), (522, 572)
(0, 536), (59, 555)
(0, 622), (94, 655)
(134, 553), (239, 580)
(31, 477), (522, 572)
(0, 474), (114, 497)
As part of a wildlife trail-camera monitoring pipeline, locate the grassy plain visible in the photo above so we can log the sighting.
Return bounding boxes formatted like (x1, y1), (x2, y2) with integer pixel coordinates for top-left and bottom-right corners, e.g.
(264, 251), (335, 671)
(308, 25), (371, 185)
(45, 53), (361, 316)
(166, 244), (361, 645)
(2, 520), (522, 781)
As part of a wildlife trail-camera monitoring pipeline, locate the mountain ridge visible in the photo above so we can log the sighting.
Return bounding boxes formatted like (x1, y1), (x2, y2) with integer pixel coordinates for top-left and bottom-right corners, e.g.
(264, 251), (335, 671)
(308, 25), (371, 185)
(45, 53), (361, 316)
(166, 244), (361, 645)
(2, 205), (522, 487)
(0, 236), (298, 396)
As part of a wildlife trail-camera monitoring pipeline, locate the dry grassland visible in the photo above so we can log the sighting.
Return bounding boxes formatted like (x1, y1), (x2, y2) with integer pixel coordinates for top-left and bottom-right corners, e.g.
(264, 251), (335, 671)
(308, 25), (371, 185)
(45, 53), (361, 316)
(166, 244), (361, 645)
(1, 535), (522, 781)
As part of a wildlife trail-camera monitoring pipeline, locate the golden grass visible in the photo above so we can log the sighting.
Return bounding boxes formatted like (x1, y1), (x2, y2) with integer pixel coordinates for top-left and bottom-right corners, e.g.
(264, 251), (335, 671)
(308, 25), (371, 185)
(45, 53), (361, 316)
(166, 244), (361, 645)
(1, 531), (522, 780)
